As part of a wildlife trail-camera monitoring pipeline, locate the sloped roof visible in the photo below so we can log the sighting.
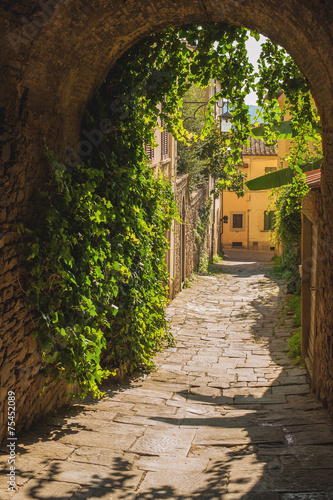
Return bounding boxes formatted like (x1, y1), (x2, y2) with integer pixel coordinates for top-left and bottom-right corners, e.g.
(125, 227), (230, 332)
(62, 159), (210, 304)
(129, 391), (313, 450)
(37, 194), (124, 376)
(243, 137), (277, 156)
(305, 169), (321, 190)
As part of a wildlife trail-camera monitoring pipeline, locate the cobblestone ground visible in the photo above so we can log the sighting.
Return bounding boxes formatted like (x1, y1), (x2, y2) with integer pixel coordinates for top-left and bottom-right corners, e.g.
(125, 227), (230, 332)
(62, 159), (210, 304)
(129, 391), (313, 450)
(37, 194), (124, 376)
(2, 252), (333, 499)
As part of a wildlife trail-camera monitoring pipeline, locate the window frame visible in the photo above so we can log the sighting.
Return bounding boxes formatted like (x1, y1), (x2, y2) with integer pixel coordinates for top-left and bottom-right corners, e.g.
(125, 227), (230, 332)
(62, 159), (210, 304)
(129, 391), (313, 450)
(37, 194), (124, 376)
(265, 167), (277, 174)
(264, 210), (275, 231)
(230, 212), (246, 231)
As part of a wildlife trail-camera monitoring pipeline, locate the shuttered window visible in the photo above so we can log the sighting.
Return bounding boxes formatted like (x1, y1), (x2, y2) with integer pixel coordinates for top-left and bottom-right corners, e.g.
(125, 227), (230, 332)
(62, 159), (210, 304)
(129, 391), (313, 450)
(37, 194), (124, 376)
(145, 144), (154, 162)
(161, 119), (169, 160)
(264, 210), (275, 230)
(232, 214), (243, 229)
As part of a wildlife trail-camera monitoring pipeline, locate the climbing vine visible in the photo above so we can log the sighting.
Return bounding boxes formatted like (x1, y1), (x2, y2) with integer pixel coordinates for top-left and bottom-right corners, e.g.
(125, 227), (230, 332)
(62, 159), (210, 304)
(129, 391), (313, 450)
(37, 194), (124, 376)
(22, 23), (320, 398)
(194, 199), (212, 274)
(24, 146), (178, 398)
(270, 186), (302, 250)
(254, 39), (321, 209)
(269, 185), (302, 294)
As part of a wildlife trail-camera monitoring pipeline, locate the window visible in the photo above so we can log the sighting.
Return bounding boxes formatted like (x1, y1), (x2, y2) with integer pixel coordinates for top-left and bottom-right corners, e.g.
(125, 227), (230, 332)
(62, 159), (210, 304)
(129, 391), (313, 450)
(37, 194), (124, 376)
(230, 212), (245, 231)
(264, 210), (275, 230)
(265, 167), (277, 173)
(161, 119), (169, 160)
(145, 144), (154, 162)
(232, 213), (243, 229)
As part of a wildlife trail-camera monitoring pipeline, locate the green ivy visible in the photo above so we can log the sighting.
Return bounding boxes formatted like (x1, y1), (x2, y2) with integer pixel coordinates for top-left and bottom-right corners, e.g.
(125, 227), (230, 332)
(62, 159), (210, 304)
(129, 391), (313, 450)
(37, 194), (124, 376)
(269, 186), (302, 293)
(23, 145), (178, 397)
(287, 329), (303, 365)
(270, 185), (302, 249)
(288, 291), (302, 328)
(195, 199), (211, 274)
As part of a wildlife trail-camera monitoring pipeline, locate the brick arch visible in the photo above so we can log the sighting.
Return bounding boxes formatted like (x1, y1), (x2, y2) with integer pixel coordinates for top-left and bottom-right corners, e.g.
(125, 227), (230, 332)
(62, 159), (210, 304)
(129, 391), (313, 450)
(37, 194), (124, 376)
(1, 0), (333, 439)
(4, 0), (333, 155)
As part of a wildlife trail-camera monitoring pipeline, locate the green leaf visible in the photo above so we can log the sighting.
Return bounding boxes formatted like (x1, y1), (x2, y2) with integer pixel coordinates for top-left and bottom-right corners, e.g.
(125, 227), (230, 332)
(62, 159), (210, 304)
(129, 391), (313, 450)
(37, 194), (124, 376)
(51, 312), (59, 323)
(245, 158), (322, 190)
(250, 120), (295, 140)
(246, 168), (294, 191)
(296, 157), (322, 172)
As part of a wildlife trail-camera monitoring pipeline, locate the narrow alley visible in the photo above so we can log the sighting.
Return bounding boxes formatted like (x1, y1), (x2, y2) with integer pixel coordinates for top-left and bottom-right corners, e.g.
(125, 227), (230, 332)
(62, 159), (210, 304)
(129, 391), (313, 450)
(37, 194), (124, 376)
(2, 252), (333, 499)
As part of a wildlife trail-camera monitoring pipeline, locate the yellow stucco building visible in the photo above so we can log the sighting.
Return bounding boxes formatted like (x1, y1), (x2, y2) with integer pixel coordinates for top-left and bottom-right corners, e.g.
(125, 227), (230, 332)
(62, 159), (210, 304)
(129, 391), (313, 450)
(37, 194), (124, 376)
(221, 137), (279, 251)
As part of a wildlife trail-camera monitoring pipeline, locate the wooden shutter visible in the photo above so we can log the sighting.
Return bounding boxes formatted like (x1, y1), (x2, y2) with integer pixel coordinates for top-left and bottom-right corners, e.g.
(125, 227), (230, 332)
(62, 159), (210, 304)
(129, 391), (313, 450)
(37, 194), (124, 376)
(233, 214), (243, 229)
(264, 211), (275, 230)
(161, 119), (169, 160)
(145, 144), (154, 162)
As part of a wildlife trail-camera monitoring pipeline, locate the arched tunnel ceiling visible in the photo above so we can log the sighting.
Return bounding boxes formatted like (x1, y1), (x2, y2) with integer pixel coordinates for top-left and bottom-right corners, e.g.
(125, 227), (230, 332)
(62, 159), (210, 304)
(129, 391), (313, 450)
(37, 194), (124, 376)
(1, 0), (333, 154)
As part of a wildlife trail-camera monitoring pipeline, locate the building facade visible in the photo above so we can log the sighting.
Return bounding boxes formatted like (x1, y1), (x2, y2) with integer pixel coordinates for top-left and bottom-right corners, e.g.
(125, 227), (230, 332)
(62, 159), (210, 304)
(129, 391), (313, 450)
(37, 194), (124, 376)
(145, 112), (178, 297)
(147, 113), (214, 299)
(221, 137), (279, 252)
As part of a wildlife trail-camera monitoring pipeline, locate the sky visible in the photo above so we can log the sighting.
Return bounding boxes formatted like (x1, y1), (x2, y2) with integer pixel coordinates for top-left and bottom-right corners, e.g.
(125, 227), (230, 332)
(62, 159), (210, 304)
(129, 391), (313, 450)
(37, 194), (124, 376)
(245, 34), (267, 106)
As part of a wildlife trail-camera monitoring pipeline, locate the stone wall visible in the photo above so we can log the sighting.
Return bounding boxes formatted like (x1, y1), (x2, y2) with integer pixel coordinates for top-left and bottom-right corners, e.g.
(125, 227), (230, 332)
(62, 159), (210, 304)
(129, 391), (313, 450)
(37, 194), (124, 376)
(1, 0), (333, 441)
(173, 175), (209, 296)
(0, 211), (69, 442)
(173, 174), (190, 295)
(186, 188), (208, 278)
(302, 190), (321, 222)
(302, 188), (333, 412)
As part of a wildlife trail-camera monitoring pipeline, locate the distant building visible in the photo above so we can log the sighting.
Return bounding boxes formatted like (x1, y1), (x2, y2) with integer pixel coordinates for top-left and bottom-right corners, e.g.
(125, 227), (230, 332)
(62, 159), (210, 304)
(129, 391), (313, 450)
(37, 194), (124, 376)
(221, 137), (279, 252)
(145, 110), (178, 297)
(148, 81), (226, 297)
(145, 109), (213, 298)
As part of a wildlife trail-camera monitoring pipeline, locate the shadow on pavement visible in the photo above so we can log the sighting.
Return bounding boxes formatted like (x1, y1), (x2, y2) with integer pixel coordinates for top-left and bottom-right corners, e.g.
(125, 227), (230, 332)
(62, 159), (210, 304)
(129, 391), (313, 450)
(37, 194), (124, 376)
(2, 256), (333, 499)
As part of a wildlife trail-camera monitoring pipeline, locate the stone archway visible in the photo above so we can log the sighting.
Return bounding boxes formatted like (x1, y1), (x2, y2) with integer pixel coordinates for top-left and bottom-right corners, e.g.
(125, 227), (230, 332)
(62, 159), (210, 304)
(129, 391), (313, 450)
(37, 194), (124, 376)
(1, 0), (333, 440)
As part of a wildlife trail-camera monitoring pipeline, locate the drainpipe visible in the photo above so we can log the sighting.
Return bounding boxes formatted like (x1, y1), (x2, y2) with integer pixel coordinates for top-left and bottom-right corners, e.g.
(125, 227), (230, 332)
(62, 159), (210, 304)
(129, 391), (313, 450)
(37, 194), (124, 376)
(247, 210), (250, 250)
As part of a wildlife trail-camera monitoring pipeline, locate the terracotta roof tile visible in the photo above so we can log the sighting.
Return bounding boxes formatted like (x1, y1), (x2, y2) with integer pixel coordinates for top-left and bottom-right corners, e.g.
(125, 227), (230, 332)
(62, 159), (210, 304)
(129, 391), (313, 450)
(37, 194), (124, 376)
(243, 137), (277, 156)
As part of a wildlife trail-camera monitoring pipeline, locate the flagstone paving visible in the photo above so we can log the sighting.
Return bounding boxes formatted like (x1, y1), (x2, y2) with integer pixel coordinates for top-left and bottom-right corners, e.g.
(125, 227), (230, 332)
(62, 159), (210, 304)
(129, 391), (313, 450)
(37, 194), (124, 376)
(1, 251), (333, 499)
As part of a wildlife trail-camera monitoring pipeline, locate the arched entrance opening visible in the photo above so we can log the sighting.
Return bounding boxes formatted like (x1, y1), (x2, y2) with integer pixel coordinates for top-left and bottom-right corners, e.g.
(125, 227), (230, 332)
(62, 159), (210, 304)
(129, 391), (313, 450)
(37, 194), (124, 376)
(1, 0), (333, 440)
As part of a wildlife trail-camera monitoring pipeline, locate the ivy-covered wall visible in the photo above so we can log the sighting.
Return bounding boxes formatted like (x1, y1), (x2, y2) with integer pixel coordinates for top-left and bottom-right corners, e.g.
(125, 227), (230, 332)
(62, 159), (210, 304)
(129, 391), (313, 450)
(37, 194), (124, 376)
(186, 188), (209, 278)
(173, 174), (212, 295)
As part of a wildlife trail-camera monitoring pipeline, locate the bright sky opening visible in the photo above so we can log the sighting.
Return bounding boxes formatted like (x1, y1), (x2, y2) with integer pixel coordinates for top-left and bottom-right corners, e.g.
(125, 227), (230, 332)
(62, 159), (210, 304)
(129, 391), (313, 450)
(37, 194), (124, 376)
(245, 34), (267, 106)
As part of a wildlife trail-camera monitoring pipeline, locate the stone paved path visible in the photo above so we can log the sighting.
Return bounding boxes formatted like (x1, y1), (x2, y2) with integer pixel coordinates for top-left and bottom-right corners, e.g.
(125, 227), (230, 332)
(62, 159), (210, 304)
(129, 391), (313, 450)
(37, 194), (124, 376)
(2, 252), (333, 499)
